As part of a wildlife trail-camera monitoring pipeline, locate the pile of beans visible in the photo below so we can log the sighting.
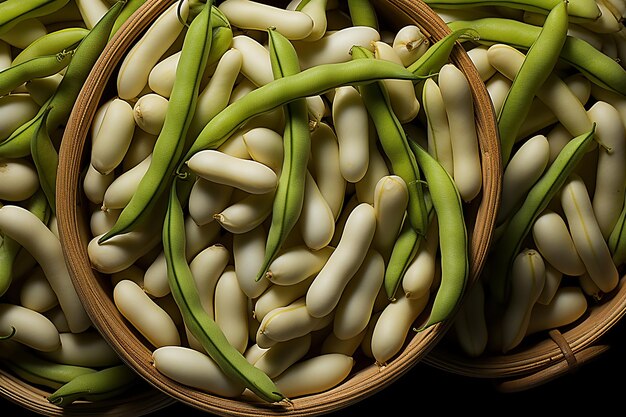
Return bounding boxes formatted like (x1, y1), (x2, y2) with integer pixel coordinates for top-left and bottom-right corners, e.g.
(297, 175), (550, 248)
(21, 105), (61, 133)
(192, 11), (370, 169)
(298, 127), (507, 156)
(430, 0), (626, 357)
(0, 0), (155, 408)
(82, 0), (483, 402)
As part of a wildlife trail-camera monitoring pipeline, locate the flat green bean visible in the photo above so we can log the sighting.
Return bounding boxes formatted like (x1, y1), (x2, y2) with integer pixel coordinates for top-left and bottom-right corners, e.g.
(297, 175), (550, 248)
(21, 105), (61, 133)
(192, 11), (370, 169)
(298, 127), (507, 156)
(12, 27), (88, 65)
(423, 0), (601, 21)
(447, 18), (626, 96)
(352, 46), (429, 238)
(31, 107), (58, 213)
(0, 0), (70, 36)
(409, 141), (468, 330)
(497, 0), (569, 165)
(99, 0), (215, 244)
(2, 350), (96, 390)
(0, 0), (126, 159)
(347, 0), (379, 30)
(47, 364), (137, 407)
(257, 27), (310, 281)
(164, 180), (284, 403)
(489, 125), (596, 303)
(407, 28), (476, 78)
(0, 51), (73, 97)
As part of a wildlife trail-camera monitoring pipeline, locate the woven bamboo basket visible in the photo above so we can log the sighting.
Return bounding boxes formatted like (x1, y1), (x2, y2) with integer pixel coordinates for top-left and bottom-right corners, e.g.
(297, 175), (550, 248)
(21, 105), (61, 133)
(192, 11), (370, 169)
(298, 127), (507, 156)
(0, 368), (174, 416)
(55, 0), (501, 415)
(424, 275), (626, 392)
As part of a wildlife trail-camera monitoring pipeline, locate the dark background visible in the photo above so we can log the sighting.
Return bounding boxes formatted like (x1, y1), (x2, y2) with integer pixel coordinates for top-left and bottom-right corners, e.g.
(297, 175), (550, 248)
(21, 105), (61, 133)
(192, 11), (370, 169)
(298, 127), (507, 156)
(3, 317), (626, 415)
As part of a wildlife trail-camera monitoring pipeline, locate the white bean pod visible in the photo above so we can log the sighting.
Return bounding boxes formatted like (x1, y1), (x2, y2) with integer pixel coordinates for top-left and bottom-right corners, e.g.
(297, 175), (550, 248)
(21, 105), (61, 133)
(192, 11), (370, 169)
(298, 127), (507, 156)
(298, 0), (327, 41)
(187, 150), (278, 194)
(438, 63), (482, 202)
(588, 101), (626, 238)
(537, 262), (563, 306)
(561, 174), (619, 294)
(310, 122), (346, 219)
(0, 94), (39, 141)
(113, 279), (181, 348)
(90, 98), (136, 175)
(253, 277), (314, 322)
(83, 163), (115, 205)
(231, 35), (274, 87)
(89, 226), (161, 275)
(0, 303), (60, 352)
(372, 175), (409, 260)
(392, 24), (429, 67)
(293, 26), (380, 69)
(188, 178), (233, 226)
(147, 51), (180, 98)
(500, 248), (546, 353)
(265, 245), (334, 286)
(233, 225), (271, 299)
(0, 157), (39, 201)
(152, 346), (246, 397)
(214, 191), (275, 234)
(102, 154), (152, 210)
(402, 216), (439, 300)
(466, 45), (495, 81)
(256, 297), (330, 348)
(91, 208), (119, 245)
(273, 353), (354, 398)
(73, 0), (109, 29)
(299, 171), (335, 250)
(219, 0), (314, 40)
(497, 134), (550, 224)
(306, 202), (377, 318)
(217, 129), (251, 159)
(242, 127), (284, 174)
(133, 93), (169, 135)
(370, 292), (429, 364)
(188, 48), (243, 138)
(333, 249), (384, 341)
(0, 205), (91, 333)
(116, 0), (189, 99)
(247, 334), (311, 379)
(354, 128), (391, 204)
(320, 328), (366, 356)
(122, 129), (158, 171)
(214, 266), (249, 354)
(42, 331), (121, 367)
(526, 286), (588, 336)
(332, 85), (370, 183)
(19, 267), (58, 313)
(422, 77), (453, 176)
(373, 40), (420, 123)
(532, 209), (586, 276)
(189, 244), (230, 320)
(485, 72), (512, 117)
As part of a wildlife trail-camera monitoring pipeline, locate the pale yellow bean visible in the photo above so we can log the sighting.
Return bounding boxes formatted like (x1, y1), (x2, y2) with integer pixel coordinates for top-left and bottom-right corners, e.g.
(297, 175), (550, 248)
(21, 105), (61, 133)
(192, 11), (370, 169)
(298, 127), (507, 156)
(320, 328), (366, 356)
(73, 0), (109, 29)
(147, 51), (180, 98)
(273, 353), (354, 398)
(306, 203), (377, 318)
(122, 129), (158, 171)
(214, 266), (249, 354)
(188, 178), (234, 226)
(231, 34), (273, 87)
(0, 157), (39, 201)
(214, 191), (275, 234)
(42, 331), (121, 367)
(152, 346), (246, 397)
(392, 24), (429, 67)
(0, 18), (47, 49)
(485, 72), (512, 118)
(189, 244), (230, 320)
(402, 216), (439, 300)
(0, 94), (39, 141)
(19, 267), (57, 313)
(354, 124), (390, 204)
(247, 334), (311, 379)
(91, 98), (136, 175)
(310, 122), (346, 219)
(422, 77), (453, 176)
(253, 277), (314, 322)
(526, 286), (588, 336)
(113, 279), (181, 348)
(133, 93), (169, 135)
(242, 127), (284, 174)
(0, 303), (60, 352)
(299, 171), (335, 250)
(232, 225), (271, 299)
(536, 262), (563, 306)
(102, 154), (152, 210)
(372, 175), (409, 260)
(265, 245), (333, 286)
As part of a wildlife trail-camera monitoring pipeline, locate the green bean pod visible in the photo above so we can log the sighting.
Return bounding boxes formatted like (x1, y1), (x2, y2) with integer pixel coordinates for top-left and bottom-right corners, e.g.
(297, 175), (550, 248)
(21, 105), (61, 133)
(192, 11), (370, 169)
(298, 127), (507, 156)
(0, 0), (70, 37)
(424, 0), (601, 21)
(489, 125), (596, 303)
(47, 364), (137, 407)
(0, 51), (73, 97)
(12, 27), (88, 65)
(164, 181), (284, 403)
(407, 28), (476, 78)
(182, 58), (426, 164)
(31, 107), (58, 214)
(352, 45), (429, 237)
(2, 350), (96, 390)
(447, 18), (626, 96)
(257, 27), (310, 281)
(497, 0), (568, 165)
(347, 0), (379, 30)
(384, 220), (421, 301)
(0, 0), (126, 159)
(410, 141), (468, 330)
(99, 0), (215, 244)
